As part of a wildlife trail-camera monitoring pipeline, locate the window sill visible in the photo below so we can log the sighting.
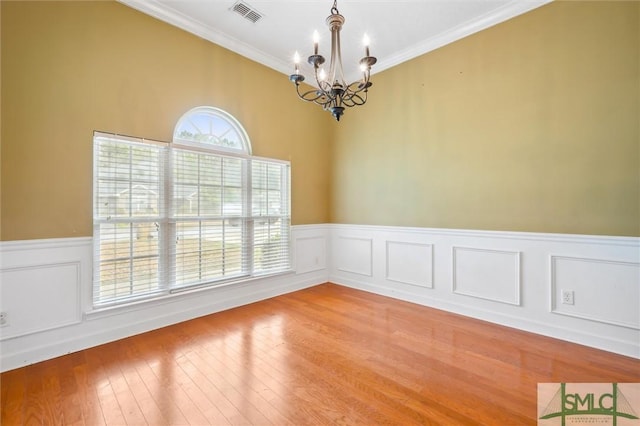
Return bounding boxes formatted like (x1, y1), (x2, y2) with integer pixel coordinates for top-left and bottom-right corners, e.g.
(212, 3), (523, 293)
(84, 269), (294, 321)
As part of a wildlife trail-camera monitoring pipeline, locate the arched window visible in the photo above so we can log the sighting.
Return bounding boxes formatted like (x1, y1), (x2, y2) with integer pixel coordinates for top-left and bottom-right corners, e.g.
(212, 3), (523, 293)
(93, 107), (290, 307)
(173, 106), (252, 154)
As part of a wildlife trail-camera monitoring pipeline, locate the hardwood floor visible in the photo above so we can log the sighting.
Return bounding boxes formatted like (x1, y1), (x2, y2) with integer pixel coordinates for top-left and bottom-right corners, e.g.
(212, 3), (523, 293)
(2, 283), (639, 425)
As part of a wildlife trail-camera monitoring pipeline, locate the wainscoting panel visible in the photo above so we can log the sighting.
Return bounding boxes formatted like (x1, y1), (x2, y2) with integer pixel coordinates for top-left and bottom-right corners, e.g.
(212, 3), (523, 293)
(329, 224), (640, 358)
(551, 255), (640, 329)
(0, 225), (330, 372)
(2, 224), (638, 370)
(295, 235), (327, 274)
(335, 236), (373, 277)
(453, 247), (520, 305)
(0, 262), (82, 339)
(386, 241), (433, 288)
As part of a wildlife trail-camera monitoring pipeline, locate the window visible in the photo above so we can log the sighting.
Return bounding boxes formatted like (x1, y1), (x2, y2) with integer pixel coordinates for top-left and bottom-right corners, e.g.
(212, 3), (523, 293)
(93, 107), (291, 307)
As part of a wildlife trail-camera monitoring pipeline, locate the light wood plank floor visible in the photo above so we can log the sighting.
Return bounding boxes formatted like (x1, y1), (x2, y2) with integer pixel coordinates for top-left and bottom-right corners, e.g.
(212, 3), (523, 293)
(2, 283), (639, 425)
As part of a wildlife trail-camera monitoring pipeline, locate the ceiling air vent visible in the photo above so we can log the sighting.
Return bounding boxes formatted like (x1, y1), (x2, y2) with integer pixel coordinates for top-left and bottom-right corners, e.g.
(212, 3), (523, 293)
(231, 1), (263, 24)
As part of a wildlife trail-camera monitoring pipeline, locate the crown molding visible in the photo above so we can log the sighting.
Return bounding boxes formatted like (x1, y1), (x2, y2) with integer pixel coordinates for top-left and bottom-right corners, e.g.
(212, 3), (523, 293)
(118, 0), (553, 82)
(117, 0), (288, 74)
(371, 0), (553, 78)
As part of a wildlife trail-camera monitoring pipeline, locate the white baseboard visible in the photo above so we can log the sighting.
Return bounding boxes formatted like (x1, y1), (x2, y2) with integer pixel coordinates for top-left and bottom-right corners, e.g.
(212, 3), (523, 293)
(328, 224), (640, 358)
(0, 225), (330, 372)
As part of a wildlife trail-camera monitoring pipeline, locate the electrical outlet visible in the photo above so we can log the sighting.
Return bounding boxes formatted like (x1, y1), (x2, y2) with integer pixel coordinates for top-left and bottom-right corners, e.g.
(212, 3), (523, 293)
(0, 312), (8, 327)
(561, 290), (574, 305)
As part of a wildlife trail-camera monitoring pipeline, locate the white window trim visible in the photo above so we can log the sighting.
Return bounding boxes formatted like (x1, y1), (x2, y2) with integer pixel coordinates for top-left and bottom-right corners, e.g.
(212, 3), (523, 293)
(92, 108), (291, 309)
(173, 106), (253, 154)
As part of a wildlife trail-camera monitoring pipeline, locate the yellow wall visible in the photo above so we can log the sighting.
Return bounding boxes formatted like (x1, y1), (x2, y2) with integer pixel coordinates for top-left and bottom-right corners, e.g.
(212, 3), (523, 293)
(331, 1), (639, 236)
(1, 1), (332, 241)
(2, 1), (638, 240)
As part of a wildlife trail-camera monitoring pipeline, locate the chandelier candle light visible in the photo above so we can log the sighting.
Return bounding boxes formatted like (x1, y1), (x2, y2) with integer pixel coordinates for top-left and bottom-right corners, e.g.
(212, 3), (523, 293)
(289, 0), (377, 121)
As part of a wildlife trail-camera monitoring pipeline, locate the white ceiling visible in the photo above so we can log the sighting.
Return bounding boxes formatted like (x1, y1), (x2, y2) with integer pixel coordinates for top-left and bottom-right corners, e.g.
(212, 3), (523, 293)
(118, 0), (551, 82)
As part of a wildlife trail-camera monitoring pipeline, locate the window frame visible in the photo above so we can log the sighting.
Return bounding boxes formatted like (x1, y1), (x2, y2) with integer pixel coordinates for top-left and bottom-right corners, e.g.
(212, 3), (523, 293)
(172, 106), (252, 155)
(92, 108), (291, 308)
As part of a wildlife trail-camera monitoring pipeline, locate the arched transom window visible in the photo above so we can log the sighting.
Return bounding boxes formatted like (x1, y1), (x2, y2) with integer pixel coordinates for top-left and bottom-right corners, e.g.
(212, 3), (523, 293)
(173, 106), (251, 154)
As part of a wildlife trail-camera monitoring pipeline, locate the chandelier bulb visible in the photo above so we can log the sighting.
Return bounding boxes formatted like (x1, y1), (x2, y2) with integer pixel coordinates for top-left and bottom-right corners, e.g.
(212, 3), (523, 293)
(313, 30), (320, 55)
(363, 34), (370, 57)
(293, 51), (301, 74)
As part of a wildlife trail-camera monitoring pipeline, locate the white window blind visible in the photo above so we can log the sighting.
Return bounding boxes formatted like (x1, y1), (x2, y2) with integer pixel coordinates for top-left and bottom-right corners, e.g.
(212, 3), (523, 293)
(93, 134), (168, 305)
(172, 148), (248, 289)
(93, 112), (291, 307)
(251, 159), (291, 274)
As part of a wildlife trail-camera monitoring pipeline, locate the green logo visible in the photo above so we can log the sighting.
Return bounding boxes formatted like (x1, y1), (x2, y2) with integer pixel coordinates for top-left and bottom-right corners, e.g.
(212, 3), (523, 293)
(539, 383), (639, 425)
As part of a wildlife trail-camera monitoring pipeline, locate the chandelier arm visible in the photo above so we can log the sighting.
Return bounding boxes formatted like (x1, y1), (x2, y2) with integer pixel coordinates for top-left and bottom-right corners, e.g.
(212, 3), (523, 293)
(296, 85), (324, 102)
(345, 80), (368, 95)
(342, 67), (372, 95)
(341, 91), (363, 106)
(342, 92), (367, 107)
(314, 96), (333, 107)
(295, 84), (335, 108)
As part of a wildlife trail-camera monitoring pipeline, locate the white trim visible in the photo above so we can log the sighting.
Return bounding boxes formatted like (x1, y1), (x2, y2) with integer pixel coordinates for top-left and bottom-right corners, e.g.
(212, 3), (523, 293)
(452, 246), (521, 306)
(172, 106), (252, 155)
(117, 0), (286, 74)
(330, 223), (639, 247)
(116, 0), (553, 81)
(549, 255), (640, 330)
(328, 223), (640, 358)
(2, 223), (638, 371)
(334, 274), (638, 360)
(93, 130), (168, 146)
(0, 237), (92, 253)
(86, 270), (294, 318)
(1, 274), (322, 372)
(372, 0), (553, 79)
(294, 235), (327, 274)
(335, 236), (373, 277)
(0, 261), (83, 339)
(0, 225), (330, 372)
(385, 240), (434, 288)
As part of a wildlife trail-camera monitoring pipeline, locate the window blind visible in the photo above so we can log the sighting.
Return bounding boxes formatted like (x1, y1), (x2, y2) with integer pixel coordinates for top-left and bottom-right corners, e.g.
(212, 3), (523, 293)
(93, 131), (291, 307)
(93, 134), (168, 306)
(251, 159), (291, 274)
(171, 148), (249, 289)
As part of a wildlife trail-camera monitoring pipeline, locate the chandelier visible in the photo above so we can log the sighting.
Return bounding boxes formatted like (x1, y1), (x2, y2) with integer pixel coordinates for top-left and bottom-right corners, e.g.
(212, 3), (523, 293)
(288, 0), (377, 121)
